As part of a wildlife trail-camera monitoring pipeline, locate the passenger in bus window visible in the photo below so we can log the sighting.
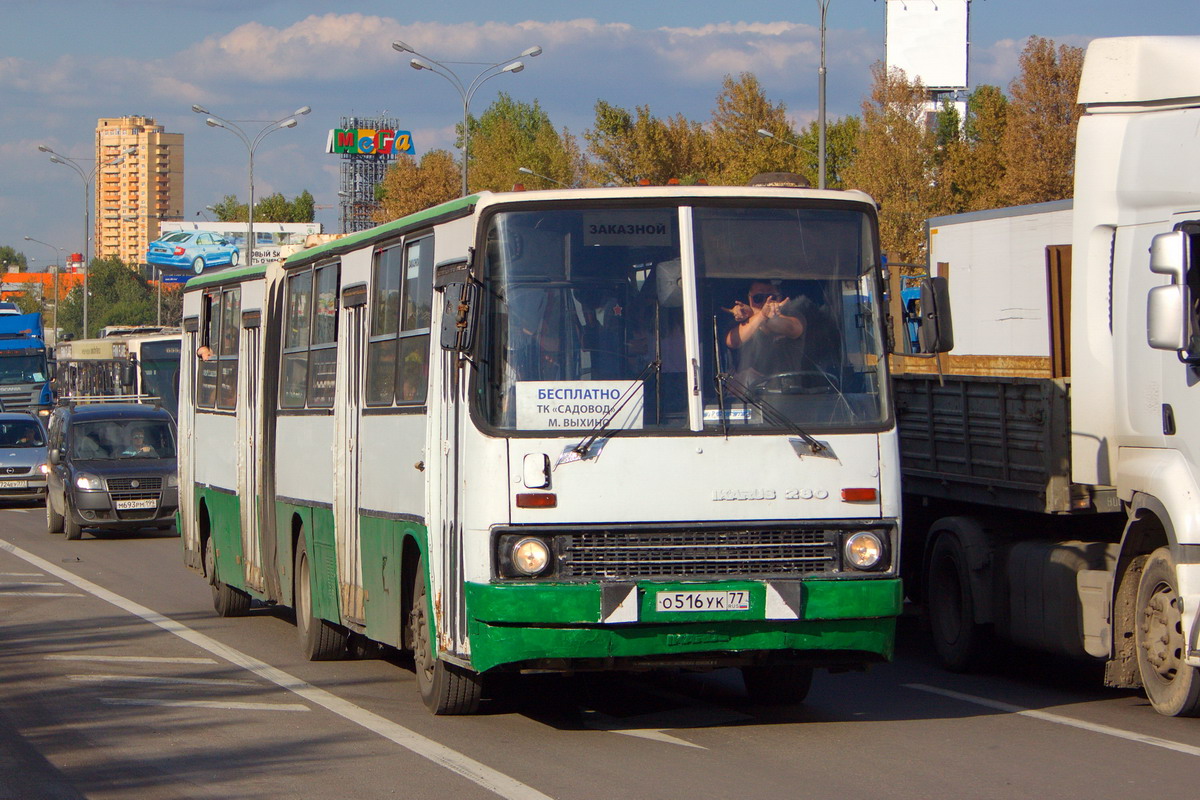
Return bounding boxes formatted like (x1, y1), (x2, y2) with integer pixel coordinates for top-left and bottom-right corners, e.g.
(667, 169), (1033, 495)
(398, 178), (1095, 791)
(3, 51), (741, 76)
(723, 279), (807, 385)
(196, 345), (214, 361)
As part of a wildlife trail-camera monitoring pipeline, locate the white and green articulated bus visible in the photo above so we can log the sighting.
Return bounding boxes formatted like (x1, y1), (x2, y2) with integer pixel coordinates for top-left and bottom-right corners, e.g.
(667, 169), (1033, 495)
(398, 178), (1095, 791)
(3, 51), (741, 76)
(179, 184), (929, 714)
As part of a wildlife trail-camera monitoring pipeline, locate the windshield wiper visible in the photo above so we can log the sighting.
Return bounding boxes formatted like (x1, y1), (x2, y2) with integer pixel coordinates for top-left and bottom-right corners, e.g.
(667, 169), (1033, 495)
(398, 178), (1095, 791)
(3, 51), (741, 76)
(714, 371), (827, 455)
(571, 358), (661, 458)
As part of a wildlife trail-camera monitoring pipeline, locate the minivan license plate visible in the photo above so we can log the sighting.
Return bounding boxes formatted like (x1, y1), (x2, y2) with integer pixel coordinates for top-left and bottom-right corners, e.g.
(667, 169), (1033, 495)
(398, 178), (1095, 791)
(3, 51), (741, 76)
(115, 499), (156, 510)
(655, 590), (750, 612)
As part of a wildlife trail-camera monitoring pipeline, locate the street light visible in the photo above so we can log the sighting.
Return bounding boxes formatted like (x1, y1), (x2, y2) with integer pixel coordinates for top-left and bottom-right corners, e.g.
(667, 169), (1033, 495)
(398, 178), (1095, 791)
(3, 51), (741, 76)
(23, 236), (62, 338)
(191, 104), (311, 268)
(37, 143), (137, 337)
(756, 129), (819, 161)
(392, 40), (542, 196)
(517, 166), (569, 188)
(816, 0), (832, 190)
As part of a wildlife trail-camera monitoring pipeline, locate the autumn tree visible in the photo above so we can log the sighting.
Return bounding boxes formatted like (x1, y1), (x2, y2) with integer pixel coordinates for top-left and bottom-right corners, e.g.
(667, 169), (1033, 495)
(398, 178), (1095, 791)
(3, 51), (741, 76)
(998, 36), (1084, 205)
(937, 85), (1009, 213)
(843, 62), (941, 263)
(210, 190), (316, 223)
(709, 73), (802, 185)
(467, 93), (581, 192)
(373, 150), (460, 222)
(584, 101), (712, 186)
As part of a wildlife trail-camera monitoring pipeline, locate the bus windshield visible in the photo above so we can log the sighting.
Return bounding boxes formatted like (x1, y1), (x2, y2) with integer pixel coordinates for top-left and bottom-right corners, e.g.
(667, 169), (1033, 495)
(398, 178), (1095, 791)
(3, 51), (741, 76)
(478, 202), (887, 433)
(139, 339), (182, 418)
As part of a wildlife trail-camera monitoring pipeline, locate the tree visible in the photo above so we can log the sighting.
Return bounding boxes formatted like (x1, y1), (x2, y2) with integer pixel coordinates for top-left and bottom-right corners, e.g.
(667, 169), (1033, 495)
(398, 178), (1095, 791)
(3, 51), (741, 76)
(939, 85), (1009, 212)
(209, 191), (317, 223)
(56, 257), (161, 338)
(467, 93), (581, 192)
(796, 116), (861, 189)
(0, 246), (30, 273)
(373, 150), (461, 221)
(584, 101), (711, 186)
(844, 62), (942, 263)
(998, 36), (1084, 205)
(709, 73), (800, 185)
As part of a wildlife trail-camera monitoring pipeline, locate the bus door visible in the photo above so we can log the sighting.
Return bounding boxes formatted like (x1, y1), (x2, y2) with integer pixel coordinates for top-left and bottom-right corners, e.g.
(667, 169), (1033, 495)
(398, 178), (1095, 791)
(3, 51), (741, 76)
(238, 320), (264, 592)
(179, 330), (198, 559)
(335, 295), (366, 623)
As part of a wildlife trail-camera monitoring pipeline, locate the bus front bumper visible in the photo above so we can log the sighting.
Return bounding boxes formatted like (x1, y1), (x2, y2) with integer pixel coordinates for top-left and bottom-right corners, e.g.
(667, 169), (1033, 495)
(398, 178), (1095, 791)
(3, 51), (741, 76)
(463, 577), (902, 673)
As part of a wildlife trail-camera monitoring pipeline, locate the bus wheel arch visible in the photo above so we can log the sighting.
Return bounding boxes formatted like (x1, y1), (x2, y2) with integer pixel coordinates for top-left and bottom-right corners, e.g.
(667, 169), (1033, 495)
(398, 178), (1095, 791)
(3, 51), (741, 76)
(200, 499), (250, 617)
(292, 517), (345, 660)
(408, 551), (482, 714)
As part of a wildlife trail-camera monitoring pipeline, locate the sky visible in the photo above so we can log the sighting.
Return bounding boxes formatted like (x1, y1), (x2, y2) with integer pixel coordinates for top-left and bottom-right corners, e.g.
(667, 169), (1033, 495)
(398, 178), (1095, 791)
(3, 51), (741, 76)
(2, 0), (1197, 269)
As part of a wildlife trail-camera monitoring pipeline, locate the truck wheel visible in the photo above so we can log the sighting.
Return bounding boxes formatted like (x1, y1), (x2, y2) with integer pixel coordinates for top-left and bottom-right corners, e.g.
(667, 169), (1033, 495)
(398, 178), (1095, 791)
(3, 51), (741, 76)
(927, 533), (990, 671)
(741, 664), (814, 704)
(205, 536), (250, 617)
(192, 256), (205, 275)
(294, 536), (344, 660)
(46, 496), (64, 534)
(409, 554), (482, 714)
(1135, 547), (1200, 716)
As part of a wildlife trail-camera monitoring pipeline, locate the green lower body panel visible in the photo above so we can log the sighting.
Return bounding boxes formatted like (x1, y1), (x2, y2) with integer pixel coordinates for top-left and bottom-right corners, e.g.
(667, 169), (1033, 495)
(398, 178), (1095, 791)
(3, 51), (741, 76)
(464, 578), (901, 673)
(195, 487), (244, 591)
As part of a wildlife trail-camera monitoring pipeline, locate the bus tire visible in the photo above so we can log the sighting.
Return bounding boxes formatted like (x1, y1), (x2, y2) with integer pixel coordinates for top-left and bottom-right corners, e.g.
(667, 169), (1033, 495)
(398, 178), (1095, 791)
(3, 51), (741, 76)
(1135, 547), (1200, 716)
(927, 532), (991, 671)
(295, 537), (344, 660)
(206, 536), (250, 617)
(46, 495), (64, 534)
(409, 555), (482, 715)
(741, 664), (814, 704)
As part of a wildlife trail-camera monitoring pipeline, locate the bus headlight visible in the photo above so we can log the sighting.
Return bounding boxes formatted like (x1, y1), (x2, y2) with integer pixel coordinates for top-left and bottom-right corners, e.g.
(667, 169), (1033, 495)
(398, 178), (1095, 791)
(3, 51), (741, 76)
(844, 531), (885, 570)
(75, 472), (104, 491)
(511, 537), (551, 576)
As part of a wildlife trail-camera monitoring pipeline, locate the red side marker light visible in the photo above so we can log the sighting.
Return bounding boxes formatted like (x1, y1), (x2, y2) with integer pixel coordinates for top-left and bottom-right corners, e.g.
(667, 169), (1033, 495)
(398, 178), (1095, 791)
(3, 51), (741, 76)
(842, 487), (877, 502)
(516, 492), (557, 508)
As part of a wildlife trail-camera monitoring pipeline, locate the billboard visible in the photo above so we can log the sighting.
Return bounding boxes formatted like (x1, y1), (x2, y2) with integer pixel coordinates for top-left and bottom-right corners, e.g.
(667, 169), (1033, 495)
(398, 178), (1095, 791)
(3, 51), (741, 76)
(885, 0), (969, 91)
(326, 128), (415, 156)
(156, 221), (322, 269)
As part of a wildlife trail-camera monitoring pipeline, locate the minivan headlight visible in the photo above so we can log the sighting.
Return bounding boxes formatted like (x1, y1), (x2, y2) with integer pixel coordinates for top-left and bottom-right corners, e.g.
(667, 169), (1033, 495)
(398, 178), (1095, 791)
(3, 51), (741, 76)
(75, 472), (104, 491)
(167, 472), (178, 488)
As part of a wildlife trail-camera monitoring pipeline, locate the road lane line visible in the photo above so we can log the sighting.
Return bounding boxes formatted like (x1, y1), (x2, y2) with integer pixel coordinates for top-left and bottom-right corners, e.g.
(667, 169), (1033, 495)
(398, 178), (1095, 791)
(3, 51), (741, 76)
(0, 591), (83, 597)
(0, 572), (45, 576)
(905, 683), (1200, 757)
(100, 698), (310, 712)
(69, 674), (259, 688)
(48, 655), (218, 665)
(1, 537), (553, 800)
(4, 581), (65, 586)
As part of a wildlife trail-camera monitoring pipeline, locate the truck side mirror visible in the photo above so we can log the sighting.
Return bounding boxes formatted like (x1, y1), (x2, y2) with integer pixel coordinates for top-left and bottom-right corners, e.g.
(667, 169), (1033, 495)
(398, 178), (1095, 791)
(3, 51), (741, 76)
(1147, 231), (1193, 354)
(917, 276), (955, 354)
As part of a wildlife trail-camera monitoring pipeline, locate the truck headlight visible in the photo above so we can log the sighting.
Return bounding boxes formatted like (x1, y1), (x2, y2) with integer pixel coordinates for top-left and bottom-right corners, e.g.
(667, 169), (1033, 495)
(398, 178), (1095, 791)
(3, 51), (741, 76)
(844, 531), (885, 570)
(75, 472), (104, 491)
(511, 537), (551, 576)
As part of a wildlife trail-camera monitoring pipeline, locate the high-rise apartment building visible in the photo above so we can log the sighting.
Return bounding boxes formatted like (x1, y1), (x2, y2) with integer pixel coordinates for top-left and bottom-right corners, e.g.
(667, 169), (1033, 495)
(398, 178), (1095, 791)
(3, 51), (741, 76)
(94, 116), (184, 266)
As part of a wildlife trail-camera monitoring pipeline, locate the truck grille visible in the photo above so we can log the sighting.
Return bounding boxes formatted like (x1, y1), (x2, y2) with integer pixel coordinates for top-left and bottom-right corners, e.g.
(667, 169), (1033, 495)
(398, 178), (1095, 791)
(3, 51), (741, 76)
(554, 527), (839, 580)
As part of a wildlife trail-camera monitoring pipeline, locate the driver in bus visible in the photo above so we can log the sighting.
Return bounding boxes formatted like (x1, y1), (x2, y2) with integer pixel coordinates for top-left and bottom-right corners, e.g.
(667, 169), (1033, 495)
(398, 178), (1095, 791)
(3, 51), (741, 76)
(723, 279), (807, 385)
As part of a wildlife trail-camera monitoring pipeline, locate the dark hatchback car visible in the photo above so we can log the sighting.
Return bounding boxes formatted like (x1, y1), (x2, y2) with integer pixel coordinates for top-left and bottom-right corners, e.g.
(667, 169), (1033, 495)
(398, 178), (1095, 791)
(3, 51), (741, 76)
(45, 403), (178, 540)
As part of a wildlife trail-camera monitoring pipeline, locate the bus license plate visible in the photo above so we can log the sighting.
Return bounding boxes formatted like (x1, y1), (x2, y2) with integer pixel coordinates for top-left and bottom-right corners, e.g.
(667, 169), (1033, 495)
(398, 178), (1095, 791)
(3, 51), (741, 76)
(115, 499), (157, 510)
(655, 590), (750, 613)
(0, 480), (26, 489)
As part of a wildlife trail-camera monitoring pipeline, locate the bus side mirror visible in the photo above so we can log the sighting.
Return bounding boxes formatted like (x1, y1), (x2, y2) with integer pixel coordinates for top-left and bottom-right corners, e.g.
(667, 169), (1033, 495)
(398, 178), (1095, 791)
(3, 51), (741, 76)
(917, 276), (954, 354)
(47, 360), (57, 381)
(439, 283), (478, 352)
(49, 449), (60, 466)
(121, 356), (138, 389)
(1147, 231), (1193, 354)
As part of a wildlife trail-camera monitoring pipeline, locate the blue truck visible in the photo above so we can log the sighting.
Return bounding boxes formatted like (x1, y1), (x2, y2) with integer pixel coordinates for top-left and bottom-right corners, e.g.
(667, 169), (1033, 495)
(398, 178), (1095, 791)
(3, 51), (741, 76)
(0, 310), (53, 416)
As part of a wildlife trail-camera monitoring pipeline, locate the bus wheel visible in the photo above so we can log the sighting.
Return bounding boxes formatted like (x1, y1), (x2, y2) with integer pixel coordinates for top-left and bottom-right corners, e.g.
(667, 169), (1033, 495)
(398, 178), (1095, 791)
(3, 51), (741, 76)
(294, 537), (344, 660)
(926, 532), (990, 671)
(205, 536), (250, 617)
(408, 555), (482, 715)
(46, 496), (64, 534)
(1136, 547), (1200, 716)
(741, 664), (814, 704)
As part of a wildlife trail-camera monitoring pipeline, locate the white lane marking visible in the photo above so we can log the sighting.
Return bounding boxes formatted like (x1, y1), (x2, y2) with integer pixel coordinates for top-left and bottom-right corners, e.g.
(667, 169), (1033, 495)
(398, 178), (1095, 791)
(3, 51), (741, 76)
(582, 704), (754, 750)
(48, 654), (218, 665)
(906, 683), (1200, 757)
(0, 572), (45, 576)
(4, 581), (65, 586)
(1, 538), (552, 800)
(69, 674), (259, 688)
(101, 698), (309, 712)
(0, 591), (83, 597)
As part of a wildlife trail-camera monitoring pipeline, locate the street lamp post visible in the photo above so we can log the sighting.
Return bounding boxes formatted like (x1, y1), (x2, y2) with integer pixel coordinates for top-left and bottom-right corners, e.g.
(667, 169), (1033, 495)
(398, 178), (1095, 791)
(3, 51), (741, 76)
(191, 105), (311, 268)
(517, 166), (569, 188)
(392, 40), (542, 197)
(22, 236), (62, 338)
(816, 0), (832, 190)
(756, 129), (820, 179)
(37, 144), (136, 337)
